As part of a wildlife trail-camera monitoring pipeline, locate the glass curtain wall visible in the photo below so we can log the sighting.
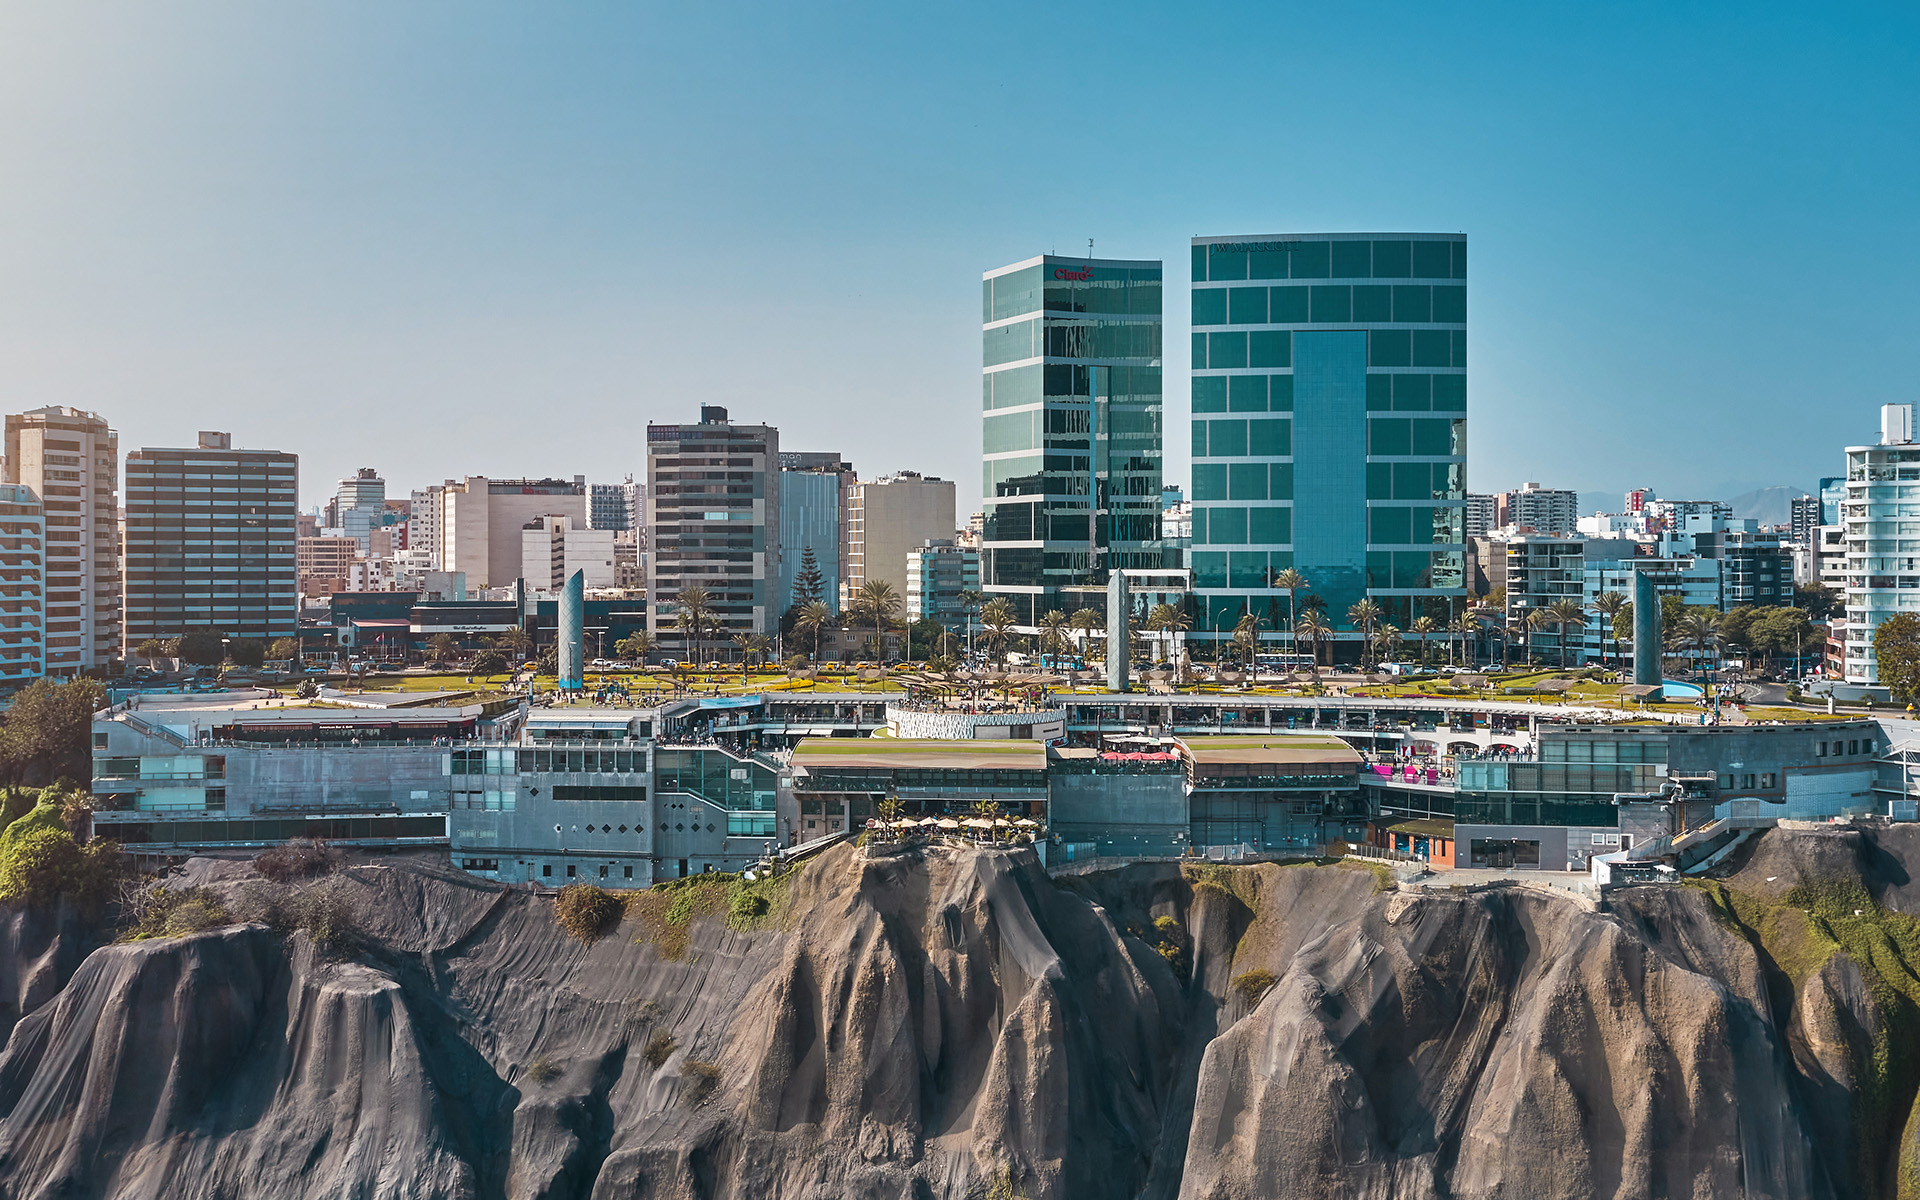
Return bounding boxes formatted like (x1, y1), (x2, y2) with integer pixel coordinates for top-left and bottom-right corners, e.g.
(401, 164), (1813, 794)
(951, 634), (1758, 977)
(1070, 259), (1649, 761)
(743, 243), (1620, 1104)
(981, 257), (1164, 627)
(1189, 234), (1467, 656)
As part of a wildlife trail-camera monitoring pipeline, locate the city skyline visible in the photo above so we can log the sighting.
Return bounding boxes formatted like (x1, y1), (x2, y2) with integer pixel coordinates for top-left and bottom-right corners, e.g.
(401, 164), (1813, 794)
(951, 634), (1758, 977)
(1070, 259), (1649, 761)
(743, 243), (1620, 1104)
(2, 4), (1915, 514)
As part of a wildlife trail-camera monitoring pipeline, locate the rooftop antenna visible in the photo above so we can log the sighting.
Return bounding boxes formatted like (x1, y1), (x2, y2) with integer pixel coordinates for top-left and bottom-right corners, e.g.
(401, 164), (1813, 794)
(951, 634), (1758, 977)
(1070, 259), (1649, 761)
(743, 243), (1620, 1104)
(1088, 238), (1094, 259)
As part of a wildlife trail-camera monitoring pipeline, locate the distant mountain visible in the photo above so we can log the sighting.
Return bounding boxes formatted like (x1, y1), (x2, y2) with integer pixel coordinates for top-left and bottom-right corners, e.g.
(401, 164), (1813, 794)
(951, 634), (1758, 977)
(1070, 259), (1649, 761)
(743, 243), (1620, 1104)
(1728, 485), (1806, 527)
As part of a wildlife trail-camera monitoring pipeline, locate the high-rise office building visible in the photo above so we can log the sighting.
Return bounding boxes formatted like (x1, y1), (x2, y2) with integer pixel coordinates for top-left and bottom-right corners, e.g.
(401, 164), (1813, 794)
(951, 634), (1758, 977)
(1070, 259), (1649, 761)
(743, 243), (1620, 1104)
(842, 472), (957, 605)
(777, 459), (847, 616)
(1819, 476), (1846, 526)
(4, 407), (119, 674)
(1841, 404), (1920, 684)
(123, 432), (298, 649)
(1189, 233), (1467, 649)
(645, 406), (780, 651)
(590, 479), (639, 532)
(0, 484), (45, 688)
(980, 254), (1164, 627)
(331, 468), (387, 554)
(438, 476), (586, 589)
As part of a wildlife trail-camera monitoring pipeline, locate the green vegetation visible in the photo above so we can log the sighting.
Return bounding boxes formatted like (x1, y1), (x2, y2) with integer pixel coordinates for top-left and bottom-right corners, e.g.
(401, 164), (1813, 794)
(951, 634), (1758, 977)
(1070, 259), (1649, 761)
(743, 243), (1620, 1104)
(0, 797), (124, 912)
(643, 1028), (676, 1068)
(1681, 877), (1920, 1195)
(119, 882), (231, 940)
(626, 865), (802, 960)
(681, 1059), (722, 1107)
(1232, 968), (1279, 1006)
(1874, 613), (1920, 704)
(554, 882), (625, 942)
(522, 1057), (562, 1084)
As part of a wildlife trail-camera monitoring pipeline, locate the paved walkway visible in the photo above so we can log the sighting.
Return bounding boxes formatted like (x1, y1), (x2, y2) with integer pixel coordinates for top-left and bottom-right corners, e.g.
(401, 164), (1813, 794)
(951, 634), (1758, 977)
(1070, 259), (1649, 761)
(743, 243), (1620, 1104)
(1403, 866), (1596, 896)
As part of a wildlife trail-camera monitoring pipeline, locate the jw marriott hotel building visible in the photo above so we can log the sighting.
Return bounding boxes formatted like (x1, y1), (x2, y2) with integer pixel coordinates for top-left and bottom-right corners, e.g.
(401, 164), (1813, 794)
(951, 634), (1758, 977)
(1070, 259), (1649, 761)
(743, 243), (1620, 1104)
(979, 255), (1166, 628)
(1189, 233), (1468, 650)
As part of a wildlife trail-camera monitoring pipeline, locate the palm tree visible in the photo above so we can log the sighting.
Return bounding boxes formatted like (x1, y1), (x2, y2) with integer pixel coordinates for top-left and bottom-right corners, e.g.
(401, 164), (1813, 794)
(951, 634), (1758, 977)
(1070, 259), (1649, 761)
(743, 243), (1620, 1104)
(1443, 614), (1474, 668)
(1522, 607), (1554, 666)
(794, 601), (832, 662)
(1232, 612), (1267, 672)
(1546, 598), (1589, 670)
(1409, 615), (1439, 667)
(978, 597), (1019, 668)
(1069, 607), (1103, 660)
(1590, 591), (1627, 671)
(673, 585), (713, 666)
(1294, 612), (1330, 680)
(1372, 622), (1402, 667)
(1271, 569), (1308, 663)
(1671, 608), (1723, 684)
(615, 630), (654, 664)
(1037, 609), (1072, 661)
(856, 578), (901, 661)
(1144, 602), (1192, 665)
(1348, 599), (1383, 670)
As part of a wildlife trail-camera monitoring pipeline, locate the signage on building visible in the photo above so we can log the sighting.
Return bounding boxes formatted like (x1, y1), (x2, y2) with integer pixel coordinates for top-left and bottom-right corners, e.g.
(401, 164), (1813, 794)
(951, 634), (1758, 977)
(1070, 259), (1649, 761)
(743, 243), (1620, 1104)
(1209, 241), (1302, 255)
(1052, 267), (1093, 281)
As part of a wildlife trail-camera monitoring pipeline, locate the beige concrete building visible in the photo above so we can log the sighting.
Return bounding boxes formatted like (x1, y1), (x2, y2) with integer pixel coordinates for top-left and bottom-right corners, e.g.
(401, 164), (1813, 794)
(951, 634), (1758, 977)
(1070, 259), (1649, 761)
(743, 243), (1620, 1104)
(842, 472), (956, 605)
(3, 407), (119, 674)
(298, 536), (359, 596)
(437, 476), (586, 590)
(520, 515), (616, 591)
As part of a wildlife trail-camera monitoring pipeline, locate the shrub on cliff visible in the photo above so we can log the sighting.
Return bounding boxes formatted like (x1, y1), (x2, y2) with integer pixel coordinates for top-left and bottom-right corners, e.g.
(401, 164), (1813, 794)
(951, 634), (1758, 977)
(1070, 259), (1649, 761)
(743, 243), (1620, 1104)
(555, 883), (624, 942)
(0, 800), (124, 912)
(233, 877), (363, 958)
(120, 881), (232, 939)
(255, 838), (343, 882)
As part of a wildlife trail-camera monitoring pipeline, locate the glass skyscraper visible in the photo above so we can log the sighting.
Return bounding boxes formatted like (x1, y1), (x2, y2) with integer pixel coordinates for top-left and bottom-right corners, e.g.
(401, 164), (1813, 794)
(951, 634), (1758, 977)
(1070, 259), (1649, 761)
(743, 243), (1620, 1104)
(980, 255), (1164, 627)
(1189, 233), (1466, 653)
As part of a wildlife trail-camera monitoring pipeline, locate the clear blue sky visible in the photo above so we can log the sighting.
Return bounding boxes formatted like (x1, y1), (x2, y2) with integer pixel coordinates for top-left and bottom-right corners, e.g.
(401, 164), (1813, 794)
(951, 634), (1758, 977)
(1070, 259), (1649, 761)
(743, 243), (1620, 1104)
(1, 2), (1914, 511)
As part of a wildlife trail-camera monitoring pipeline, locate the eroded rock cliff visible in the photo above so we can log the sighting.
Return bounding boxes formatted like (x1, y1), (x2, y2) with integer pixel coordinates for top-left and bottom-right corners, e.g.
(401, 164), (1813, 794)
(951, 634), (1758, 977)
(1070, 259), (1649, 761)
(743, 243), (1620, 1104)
(0, 826), (1915, 1199)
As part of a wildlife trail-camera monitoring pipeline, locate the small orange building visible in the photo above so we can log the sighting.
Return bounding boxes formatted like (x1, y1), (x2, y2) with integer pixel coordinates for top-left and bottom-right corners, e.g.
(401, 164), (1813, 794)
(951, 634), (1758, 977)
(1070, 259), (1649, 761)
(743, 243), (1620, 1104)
(1371, 817), (1455, 869)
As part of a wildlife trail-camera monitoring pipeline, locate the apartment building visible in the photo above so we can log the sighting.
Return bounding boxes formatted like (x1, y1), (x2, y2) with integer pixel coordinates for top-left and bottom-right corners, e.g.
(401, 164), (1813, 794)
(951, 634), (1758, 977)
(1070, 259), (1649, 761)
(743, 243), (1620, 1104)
(4, 407), (119, 673)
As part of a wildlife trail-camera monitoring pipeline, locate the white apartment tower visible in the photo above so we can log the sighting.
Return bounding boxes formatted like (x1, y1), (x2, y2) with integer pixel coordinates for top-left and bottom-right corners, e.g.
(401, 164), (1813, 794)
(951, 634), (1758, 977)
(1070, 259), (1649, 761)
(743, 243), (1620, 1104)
(1841, 403), (1920, 684)
(4, 408), (119, 674)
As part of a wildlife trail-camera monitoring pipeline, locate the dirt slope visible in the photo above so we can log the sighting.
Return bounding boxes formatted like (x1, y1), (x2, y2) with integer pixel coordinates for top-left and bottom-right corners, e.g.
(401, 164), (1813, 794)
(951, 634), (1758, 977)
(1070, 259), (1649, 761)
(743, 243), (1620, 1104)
(0, 830), (1915, 1199)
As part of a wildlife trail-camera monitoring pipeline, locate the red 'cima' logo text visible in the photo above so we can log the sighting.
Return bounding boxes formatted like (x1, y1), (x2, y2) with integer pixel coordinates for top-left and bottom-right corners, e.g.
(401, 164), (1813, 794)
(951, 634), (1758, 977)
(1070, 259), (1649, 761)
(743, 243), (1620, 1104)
(1053, 267), (1093, 281)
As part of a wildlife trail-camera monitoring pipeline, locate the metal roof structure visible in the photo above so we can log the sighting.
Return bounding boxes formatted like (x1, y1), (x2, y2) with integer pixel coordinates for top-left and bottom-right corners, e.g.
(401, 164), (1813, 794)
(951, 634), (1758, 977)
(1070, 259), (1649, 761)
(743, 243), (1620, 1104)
(789, 738), (1048, 772)
(1175, 734), (1362, 766)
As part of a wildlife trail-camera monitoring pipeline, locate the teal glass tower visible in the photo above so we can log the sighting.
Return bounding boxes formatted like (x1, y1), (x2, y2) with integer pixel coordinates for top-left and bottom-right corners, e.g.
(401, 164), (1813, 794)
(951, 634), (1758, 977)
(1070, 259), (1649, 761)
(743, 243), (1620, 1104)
(980, 255), (1164, 627)
(1189, 234), (1466, 655)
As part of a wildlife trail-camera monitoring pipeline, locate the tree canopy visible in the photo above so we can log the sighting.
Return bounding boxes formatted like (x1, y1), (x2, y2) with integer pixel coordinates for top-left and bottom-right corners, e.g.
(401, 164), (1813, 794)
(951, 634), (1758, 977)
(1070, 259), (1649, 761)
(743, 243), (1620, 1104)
(175, 629), (226, 665)
(1874, 614), (1920, 702)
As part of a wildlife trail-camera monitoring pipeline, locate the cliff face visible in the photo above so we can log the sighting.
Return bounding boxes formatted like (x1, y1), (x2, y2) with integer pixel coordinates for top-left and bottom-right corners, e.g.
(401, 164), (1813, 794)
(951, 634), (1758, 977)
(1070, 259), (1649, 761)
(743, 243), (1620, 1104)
(0, 827), (1914, 1200)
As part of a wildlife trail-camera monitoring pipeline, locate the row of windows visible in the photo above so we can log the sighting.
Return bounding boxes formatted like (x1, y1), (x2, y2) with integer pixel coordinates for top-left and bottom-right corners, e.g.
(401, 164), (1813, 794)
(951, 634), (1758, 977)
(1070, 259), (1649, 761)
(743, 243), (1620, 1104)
(1191, 371), (1466, 415)
(1192, 419), (1292, 459)
(1369, 418), (1465, 457)
(1192, 505), (1292, 545)
(1194, 329), (1465, 371)
(982, 364), (1163, 411)
(983, 264), (1163, 323)
(1194, 284), (1465, 327)
(1372, 462), (1466, 500)
(983, 318), (1164, 367)
(1194, 239), (1465, 283)
(1194, 462), (1295, 502)
(983, 406), (1163, 455)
